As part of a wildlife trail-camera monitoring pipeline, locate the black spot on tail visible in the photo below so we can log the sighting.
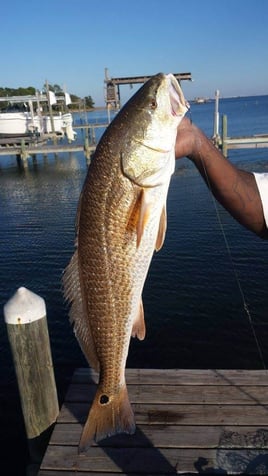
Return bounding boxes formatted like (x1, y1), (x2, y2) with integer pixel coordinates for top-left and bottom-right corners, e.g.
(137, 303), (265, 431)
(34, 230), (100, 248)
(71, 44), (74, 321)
(100, 394), (109, 405)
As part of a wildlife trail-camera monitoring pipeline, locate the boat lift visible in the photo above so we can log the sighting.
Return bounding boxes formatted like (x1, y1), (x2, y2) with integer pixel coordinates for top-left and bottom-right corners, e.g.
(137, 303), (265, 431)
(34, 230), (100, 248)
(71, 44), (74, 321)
(104, 68), (192, 109)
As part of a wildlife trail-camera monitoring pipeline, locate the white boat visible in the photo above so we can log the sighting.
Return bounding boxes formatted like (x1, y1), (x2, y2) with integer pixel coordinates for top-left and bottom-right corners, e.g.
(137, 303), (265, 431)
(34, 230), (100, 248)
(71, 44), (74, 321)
(194, 97), (210, 104)
(0, 110), (76, 141)
(0, 92), (76, 141)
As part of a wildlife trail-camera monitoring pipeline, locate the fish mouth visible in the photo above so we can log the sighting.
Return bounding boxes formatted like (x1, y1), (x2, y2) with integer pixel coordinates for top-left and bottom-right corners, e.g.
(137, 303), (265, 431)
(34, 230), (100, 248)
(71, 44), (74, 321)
(167, 73), (189, 117)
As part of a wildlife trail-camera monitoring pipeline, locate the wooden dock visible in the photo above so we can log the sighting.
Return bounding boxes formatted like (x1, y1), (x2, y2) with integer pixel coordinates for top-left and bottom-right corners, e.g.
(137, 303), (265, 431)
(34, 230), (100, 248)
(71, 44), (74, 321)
(0, 142), (94, 157)
(220, 133), (268, 157)
(1, 109), (267, 164)
(38, 368), (268, 475)
(0, 136), (96, 163)
(215, 114), (268, 157)
(0, 122), (106, 161)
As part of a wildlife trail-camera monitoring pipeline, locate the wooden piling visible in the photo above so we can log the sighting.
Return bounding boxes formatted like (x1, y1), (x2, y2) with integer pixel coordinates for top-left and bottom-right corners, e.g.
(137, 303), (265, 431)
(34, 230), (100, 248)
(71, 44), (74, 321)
(20, 139), (30, 162)
(4, 287), (59, 439)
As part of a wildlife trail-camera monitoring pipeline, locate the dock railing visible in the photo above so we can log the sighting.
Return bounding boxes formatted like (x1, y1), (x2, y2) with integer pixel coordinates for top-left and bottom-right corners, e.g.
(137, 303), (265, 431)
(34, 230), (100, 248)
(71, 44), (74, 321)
(212, 91), (268, 157)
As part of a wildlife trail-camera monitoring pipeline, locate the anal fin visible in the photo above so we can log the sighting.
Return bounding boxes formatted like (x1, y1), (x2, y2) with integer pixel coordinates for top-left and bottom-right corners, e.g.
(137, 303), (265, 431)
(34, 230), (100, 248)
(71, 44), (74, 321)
(132, 300), (146, 340)
(155, 204), (167, 251)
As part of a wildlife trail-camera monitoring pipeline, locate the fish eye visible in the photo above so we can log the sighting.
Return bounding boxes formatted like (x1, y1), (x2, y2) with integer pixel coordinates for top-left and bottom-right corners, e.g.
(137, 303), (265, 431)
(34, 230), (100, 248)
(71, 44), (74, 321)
(150, 98), (157, 109)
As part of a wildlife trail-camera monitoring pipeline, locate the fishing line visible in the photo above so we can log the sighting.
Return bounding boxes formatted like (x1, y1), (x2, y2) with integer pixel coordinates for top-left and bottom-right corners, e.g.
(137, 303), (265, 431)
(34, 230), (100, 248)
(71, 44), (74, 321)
(200, 156), (266, 370)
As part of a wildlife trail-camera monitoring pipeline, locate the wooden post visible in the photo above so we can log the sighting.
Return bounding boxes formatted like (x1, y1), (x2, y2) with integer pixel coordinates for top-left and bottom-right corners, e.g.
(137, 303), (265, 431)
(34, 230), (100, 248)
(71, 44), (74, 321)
(84, 135), (91, 162)
(20, 139), (30, 163)
(4, 287), (59, 439)
(222, 114), (228, 157)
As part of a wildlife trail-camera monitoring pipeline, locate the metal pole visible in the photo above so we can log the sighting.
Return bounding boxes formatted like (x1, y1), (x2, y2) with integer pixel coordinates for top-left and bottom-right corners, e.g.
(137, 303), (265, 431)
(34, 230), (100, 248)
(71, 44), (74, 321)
(46, 80), (56, 143)
(107, 103), (111, 124)
(36, 90), (44, 136)
(213, 89), (220, 139)
(222, 114), (228, 157)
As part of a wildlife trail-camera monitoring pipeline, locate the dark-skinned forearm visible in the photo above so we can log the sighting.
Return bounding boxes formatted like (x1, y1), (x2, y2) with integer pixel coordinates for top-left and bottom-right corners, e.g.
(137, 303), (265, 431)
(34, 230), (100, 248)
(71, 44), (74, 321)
(187, 128), (267, 238)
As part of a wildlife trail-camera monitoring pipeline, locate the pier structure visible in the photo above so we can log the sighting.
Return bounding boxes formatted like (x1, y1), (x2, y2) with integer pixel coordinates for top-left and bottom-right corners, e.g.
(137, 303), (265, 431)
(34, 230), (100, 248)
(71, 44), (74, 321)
(220, 114), (268, 157)
(38, 367), (268, 475)
(1, 82), (268, 166)
(104, 68), (192, 109)
(0, 122), (104, 164)
(212, 90), (268, 156)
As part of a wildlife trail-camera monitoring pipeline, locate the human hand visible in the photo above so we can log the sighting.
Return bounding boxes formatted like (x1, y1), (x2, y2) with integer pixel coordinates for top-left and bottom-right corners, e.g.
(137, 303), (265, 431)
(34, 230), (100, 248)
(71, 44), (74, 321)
(175, 116), (199, 159)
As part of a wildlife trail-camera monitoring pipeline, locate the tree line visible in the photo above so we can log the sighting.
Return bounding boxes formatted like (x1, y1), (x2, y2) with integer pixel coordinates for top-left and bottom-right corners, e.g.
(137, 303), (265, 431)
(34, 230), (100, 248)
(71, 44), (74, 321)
(0, 84), (95, 110)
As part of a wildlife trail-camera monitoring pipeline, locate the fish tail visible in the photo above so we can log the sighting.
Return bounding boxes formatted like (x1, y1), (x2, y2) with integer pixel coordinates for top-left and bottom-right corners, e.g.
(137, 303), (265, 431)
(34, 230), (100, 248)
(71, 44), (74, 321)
(78, 384), (135, 453)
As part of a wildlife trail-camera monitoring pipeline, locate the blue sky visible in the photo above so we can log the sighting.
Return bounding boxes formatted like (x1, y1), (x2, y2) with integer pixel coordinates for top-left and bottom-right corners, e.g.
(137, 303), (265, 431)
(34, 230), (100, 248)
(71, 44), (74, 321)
(1, 0), (268, 105)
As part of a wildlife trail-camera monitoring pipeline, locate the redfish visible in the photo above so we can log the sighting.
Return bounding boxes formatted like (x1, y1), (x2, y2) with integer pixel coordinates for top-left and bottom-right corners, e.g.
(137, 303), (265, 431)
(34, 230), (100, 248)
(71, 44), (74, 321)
(63, 73), (188, 452)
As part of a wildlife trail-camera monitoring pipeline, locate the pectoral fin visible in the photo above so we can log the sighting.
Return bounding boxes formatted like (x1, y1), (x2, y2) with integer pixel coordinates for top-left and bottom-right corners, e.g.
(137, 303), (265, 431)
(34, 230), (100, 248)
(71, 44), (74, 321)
(155, 205), (167, 251)
(127, 189), (151, 248)
(136, 189), (151, 248)
(132, 300), (146, 340)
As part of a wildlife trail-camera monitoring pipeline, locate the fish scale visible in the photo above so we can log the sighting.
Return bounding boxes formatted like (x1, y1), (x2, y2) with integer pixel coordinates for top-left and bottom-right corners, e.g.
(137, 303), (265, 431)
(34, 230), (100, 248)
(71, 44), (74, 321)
(81, 174), (134, 383)
(63, 72), (189, 451)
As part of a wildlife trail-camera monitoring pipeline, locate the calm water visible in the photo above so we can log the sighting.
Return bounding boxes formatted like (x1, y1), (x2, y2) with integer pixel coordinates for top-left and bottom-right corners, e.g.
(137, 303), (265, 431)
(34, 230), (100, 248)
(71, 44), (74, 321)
(1, 96), (268, 474)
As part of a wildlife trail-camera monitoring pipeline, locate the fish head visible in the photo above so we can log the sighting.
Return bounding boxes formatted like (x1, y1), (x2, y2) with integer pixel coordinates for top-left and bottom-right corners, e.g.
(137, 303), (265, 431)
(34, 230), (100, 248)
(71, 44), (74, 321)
(121, 73), (189, 187)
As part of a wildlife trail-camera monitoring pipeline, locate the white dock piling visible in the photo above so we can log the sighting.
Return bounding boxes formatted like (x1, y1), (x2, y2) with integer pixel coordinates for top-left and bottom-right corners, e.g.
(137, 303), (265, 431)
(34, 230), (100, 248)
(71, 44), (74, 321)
(4, 287), (59, 439)
(213, 89), (220, 139)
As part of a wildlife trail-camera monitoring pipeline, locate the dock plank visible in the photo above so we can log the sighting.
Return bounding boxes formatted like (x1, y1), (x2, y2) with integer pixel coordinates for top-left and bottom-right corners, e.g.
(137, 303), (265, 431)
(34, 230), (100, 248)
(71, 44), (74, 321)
(38, 368), (268, 475)
(58, 402), (268, 426)
(50, 423), (268, 449)
(39, 446), (268, 474)
(65, 383), (268, 404)
(72, 367), (268, 385)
